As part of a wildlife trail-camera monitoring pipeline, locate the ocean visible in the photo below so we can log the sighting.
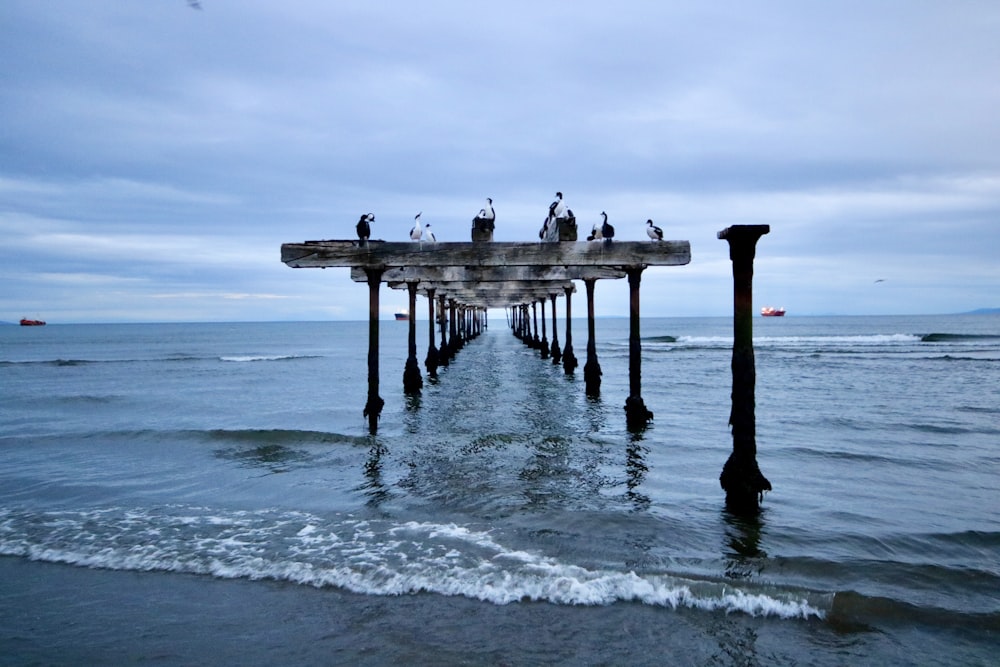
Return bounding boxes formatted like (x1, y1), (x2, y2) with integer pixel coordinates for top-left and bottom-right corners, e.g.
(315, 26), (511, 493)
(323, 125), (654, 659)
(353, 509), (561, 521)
(1, 314), (998, 665)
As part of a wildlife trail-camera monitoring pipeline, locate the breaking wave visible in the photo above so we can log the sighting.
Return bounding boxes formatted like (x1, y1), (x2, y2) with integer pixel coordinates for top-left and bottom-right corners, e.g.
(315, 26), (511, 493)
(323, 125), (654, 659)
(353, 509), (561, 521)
(0, 506), (827, 620)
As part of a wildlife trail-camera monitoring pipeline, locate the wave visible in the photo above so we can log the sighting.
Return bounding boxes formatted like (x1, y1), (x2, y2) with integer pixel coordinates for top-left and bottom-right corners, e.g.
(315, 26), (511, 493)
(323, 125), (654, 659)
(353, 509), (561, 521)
(219, 354), (321, 362)
(204, 428), (370, 447)
(830, 591), (1000, 633)
(0, 354), (324, 366)
(0, 506), (827, 621)
(921, 333), (1000, 342)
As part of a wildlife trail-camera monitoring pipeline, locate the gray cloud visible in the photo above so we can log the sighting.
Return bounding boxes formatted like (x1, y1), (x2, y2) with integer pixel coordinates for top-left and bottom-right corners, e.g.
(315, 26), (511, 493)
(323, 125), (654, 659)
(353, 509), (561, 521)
(2, 0), (999, 321)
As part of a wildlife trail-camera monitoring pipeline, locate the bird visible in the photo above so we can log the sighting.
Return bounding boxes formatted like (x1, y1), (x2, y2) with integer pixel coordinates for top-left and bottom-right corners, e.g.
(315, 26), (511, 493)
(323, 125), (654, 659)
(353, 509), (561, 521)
(356, 213), (374, 243)
(587, 222), (602, 242)
(874, 278), (886, 283)
(646, 219), (664, 241)
(482, 197), (495, 221)
(410, 212), (423, 241)
(600, 212), (614, 242)
(425, 224), (437, 243)
(549, 192), (566, 219)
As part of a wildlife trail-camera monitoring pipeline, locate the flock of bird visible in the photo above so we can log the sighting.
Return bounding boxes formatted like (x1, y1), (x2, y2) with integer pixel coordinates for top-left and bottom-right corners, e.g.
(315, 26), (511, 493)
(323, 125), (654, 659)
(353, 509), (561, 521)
(354, 193), (664, 243)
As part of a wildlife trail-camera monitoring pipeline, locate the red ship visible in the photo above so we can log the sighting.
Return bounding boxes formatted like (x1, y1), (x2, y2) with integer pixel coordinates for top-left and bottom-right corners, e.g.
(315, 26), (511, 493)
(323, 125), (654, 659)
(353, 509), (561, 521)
(20, 318), (46, 326)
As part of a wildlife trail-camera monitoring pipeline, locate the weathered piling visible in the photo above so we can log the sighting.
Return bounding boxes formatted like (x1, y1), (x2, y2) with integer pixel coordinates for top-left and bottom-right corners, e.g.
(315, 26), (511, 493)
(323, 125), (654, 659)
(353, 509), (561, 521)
(424, 287), (438, 378)
(532, 302), (541, 349)
(438, 293), (449, 367)
(403, 282), (423, 393)
(583, 277), (602, 396)
(624, 268), (654, 429)
(717, 224), (772, 515)
(562, 285), (578, 373)
(539, 299), (550, 359)
(363, 268), (384, 432)
(549, 293), (562, 364)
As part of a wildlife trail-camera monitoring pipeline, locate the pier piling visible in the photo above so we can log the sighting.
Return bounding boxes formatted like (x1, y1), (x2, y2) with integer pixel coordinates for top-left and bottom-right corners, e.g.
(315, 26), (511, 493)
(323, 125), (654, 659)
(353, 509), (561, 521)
(363, 268), (384, 433)
(562, 286), (578, 373)
(718, 225), (772, 514)
(583, 278), (602, 396)
(624, 268), (653, 429)
(403, 282), (423, 393)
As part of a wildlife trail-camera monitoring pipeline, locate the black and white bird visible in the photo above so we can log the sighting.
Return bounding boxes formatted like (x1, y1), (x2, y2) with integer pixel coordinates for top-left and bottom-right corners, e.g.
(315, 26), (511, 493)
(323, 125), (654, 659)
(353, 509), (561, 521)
(587, 222), (602, 242)
(483, 197), (495, 221)
(356, 213), (374, 243)
(549, 191), (567, 219)
(410, 212), (423, 241)
(646, 219), (664, 241)
(600, 212), (614, 242)
(425, 224), (437, 243)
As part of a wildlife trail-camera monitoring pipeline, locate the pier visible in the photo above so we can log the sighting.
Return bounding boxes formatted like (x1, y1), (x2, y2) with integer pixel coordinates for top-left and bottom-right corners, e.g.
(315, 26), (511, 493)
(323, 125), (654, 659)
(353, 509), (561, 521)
(282, 227), (770, 513)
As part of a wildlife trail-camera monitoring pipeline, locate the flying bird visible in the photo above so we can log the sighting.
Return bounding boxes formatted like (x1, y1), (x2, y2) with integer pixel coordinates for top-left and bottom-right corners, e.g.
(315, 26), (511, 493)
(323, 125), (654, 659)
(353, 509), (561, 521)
(646, 219), (664, 241)
(600, 212), (614, 242)
(410, 212), (423, 241)
(356, 213), (374, 243)
(425, 224), (437, 243)
(874, 278), (886, 283)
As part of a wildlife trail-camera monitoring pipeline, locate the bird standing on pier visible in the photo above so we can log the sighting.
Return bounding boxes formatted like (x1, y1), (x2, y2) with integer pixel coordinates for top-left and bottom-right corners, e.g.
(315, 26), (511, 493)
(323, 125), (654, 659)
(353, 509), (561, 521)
(600, 212), (614, 243)
(549, 192), (567, 219)
(410, 213), (423, 241)
(425, 224), (437, 242)
(587, 222), (602, 242)
(356, 213), (374, 243)
(483, 197), (495, 221)
(646, 219), (664, 241)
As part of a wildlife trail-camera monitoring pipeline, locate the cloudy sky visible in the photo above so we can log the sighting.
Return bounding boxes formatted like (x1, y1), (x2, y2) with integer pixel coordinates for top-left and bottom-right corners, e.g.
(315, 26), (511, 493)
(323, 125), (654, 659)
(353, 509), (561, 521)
(2, 1), (998, 322)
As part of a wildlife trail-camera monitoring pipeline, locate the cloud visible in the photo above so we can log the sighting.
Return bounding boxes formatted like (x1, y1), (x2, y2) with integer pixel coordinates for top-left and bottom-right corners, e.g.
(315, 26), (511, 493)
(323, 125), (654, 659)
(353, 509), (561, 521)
(1, 1), (999, 321)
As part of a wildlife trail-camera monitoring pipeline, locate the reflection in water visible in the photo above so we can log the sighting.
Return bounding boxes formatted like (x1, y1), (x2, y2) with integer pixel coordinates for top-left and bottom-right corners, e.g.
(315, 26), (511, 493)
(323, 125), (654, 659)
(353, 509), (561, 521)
(360, 437), (391, 507)
(214, 444), (310, 474)
(721, 508), (768, 580)
(625, 432), (650, 510)
(584, 394), (606, 432)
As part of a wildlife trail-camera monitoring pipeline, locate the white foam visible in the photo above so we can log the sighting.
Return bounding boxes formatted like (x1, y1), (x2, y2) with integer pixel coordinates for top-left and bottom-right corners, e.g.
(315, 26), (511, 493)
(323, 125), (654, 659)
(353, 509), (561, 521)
(0, 506), (828, 620)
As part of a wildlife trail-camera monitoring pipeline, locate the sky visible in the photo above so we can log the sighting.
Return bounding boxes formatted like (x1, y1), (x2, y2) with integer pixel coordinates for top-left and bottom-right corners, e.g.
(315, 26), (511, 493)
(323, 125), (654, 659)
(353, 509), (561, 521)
(2, 0), (999, 322)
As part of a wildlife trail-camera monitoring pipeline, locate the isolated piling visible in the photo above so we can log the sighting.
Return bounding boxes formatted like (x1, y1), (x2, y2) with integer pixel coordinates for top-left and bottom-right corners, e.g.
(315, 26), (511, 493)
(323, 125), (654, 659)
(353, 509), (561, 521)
(718, 224), (773, 515)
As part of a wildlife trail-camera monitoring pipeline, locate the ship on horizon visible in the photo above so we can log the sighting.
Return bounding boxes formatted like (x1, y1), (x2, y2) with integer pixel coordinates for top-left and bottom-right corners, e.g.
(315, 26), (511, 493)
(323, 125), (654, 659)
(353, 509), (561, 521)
(760, 306), (786, 317)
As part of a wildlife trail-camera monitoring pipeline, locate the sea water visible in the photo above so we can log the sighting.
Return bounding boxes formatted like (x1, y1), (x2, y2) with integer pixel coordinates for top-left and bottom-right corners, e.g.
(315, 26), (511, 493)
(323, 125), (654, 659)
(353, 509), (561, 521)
(1, 315), (998, 665)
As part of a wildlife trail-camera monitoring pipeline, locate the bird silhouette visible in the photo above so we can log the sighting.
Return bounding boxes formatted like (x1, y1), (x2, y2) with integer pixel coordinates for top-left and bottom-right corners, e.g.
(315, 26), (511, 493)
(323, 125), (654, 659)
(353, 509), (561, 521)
(646, 219), (664, 241)
(600, 212), (614, 243)
(356, 213), (374, 243)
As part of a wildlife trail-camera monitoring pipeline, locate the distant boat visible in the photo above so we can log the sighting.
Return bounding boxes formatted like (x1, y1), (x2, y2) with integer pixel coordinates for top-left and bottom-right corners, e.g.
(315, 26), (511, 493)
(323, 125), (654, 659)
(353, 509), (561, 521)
(20, 318), (46, 326)
(395, 311), (409, 321)
(760, 306), (785, 317)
